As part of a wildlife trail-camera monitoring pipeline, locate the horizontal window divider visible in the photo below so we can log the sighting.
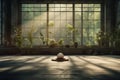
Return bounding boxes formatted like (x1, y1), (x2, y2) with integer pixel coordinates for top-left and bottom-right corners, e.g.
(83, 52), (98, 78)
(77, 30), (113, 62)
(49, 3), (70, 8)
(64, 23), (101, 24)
(21, 11), (47, 12)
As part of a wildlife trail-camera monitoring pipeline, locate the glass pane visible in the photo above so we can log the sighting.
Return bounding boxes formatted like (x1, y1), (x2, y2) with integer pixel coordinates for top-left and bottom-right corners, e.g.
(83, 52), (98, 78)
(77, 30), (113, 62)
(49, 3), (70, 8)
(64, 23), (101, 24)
(67, 4), (72, 7)
(32, 38), (41, 45)
(33, 7), (41, 11)
(55, 12), (60, 16)
(88, 4), (94, 7)
(67, 12), (72, 20)
(94, 12), (100, 19)
(40, 12), (47, 20)
(55, 4), (60, 7)
(22, 12), (34, 20)
(88, 8), (94, 11)
(75, 28), (81, 45)
(75, 4), (81, 7)
(55, 8), (60, 11)
(83, 8), (89, 11)
(49, 7), (55, 11)
(61, 12), (67, 20)
(61, 29), (66, 37)
(40, 7), (47, 11)
(75, 8), (81, 11)
(61, 8), (66, 11)
(61, 20), (67, 27)
(83, 12), (89, 20)
(88, 12), (94, 19)
(66, 8), (72, 11)
(75, 12), (81, 20)
(55, 21), (61, 27)
(34, 12), (41, 17)
(55, 12), (60, 20)
(49, 12), (55, 20)
(28, 4), (34, 7)
(41, 4), (47, 7)
(34, 4), (41, 7)
(49, 4), (54, 7)
(94, 4), (100, 7)
(94, 8), (101, 11)
(75, 21), (81, 27)
(61, 4), (66, 7)
(83, 4), (89, 7)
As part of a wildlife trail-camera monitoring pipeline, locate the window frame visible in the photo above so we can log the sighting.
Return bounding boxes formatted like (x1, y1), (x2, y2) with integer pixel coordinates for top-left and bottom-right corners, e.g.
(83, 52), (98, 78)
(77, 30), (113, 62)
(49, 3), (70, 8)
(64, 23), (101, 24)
(20, 3), (102, 47)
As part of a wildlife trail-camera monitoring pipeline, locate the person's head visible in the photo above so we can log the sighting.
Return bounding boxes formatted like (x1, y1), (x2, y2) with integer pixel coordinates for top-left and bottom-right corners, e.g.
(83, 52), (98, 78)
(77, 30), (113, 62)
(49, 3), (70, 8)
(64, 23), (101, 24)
(57, 52), (64, 58)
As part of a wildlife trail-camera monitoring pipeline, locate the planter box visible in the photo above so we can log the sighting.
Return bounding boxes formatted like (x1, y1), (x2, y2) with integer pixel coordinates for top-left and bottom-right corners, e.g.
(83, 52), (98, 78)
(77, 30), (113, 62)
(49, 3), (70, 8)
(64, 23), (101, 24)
(0, 47), (120, 55)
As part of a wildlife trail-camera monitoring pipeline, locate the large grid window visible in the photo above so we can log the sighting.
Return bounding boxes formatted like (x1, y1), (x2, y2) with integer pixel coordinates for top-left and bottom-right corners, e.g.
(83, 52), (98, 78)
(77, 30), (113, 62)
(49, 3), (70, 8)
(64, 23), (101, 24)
(21, 4), (101, 47)
(21, 4), (47, 46)
(75, 4), (101, 46)
(49, 4), (73, 44)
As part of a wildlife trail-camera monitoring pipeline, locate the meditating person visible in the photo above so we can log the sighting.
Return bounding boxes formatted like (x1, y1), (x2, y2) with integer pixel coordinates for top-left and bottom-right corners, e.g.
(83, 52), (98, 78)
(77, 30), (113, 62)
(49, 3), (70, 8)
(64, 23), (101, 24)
(52, 52), (69, 61)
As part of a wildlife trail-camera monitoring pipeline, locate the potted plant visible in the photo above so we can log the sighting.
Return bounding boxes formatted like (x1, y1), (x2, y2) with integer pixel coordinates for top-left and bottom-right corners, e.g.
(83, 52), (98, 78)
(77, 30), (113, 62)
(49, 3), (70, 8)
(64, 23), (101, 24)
(65, 44), (70, 48)
(74, 41), (78, 48)
(48, 39), (58, 48)
(13, 27), (23, 48)
(96, 31), (109, 47)
(58, 39), (64, 47)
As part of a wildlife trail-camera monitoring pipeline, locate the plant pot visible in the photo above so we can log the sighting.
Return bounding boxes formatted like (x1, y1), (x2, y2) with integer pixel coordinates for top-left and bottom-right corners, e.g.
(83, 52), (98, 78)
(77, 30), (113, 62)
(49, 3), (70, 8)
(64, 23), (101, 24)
(65, 44), (70, 48)
(74, 42), (78, 48)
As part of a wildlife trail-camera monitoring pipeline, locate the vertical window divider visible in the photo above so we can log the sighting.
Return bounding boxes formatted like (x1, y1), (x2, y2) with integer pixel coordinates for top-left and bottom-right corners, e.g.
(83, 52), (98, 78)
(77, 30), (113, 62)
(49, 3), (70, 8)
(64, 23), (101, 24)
(88, 5), (90, 43)
(47, 3), (49, 45)
(66, 4), (67, 40)
(81, 4), (83, 46)
(73, 3), (75, 42)
(60, 4), (61, 40)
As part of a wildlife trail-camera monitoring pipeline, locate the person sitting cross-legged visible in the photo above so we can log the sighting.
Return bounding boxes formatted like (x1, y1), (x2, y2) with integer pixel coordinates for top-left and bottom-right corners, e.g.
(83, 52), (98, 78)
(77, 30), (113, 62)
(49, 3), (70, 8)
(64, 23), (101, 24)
(52, 53), (69, 61)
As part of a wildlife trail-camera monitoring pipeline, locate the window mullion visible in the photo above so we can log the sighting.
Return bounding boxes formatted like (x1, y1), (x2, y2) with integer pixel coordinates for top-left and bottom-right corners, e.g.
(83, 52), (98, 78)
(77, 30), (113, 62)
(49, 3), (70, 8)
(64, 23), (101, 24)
(47, 3), (49, 45)
(73, 4), (75, 42)
(81, 4), (83, 46)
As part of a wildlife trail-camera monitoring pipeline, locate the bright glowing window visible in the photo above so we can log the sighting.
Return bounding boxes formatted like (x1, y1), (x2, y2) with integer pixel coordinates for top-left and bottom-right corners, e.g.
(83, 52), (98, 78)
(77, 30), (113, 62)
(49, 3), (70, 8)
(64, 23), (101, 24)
(21, 4), (47, 46)
(48, 4), (73, 44)
(75, 4), (101, 45)
(21, 4), (101, 47)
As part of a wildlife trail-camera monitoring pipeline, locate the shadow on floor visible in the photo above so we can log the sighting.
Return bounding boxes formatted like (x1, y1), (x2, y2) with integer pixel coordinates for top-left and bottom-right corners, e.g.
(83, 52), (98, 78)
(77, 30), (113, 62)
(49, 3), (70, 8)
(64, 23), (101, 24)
(76, 56), (120, 80)
(0, 56), (119, 80)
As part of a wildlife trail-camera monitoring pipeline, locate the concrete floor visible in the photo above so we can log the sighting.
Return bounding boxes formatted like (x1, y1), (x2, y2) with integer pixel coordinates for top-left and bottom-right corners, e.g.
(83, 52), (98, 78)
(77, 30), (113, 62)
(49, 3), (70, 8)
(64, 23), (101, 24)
(0, 56), (120, 80)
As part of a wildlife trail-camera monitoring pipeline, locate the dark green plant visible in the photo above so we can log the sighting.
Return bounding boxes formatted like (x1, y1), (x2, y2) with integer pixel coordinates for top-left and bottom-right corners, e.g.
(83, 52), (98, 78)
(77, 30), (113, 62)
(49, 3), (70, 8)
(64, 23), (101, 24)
(27, 26), (35, 48)
(39, 32), (46, 45)
(66, 24), (75, 32)
(58, 39), (64, 47)
(65, 44), (70, 48)
(48, 21), (54, 27)
(96, 31), (109, 47)
(14, 27), (23, 48)
(65, 24), (75, 44)
(27, 30), (33, 48)
(74, 41), (78, 48)
(48, 39), (58, 48)
(96, 29), (120, 48)
(111, 29), (120, 48)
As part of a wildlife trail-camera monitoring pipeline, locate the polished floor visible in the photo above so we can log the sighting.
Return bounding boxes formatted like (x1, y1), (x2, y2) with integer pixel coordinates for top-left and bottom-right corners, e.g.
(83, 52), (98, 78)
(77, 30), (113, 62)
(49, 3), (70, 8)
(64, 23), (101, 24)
(0, 56), (120, 80)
